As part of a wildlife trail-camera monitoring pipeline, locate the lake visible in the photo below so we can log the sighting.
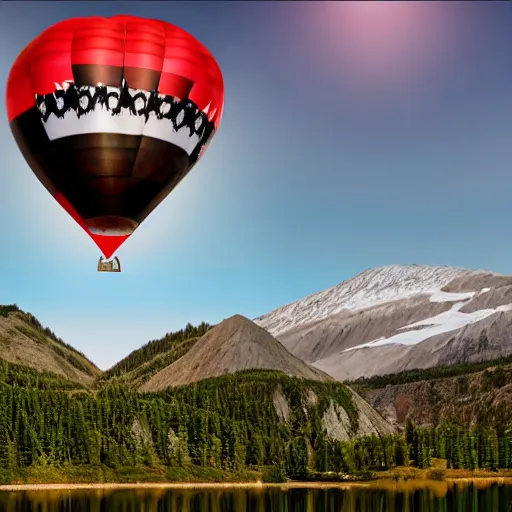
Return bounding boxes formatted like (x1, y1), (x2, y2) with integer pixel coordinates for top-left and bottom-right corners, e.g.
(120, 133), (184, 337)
(0, 481), (511, 512)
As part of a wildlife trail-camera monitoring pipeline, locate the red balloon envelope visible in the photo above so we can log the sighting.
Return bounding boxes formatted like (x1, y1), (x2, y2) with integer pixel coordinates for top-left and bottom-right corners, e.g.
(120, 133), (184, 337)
(6, 15), (224, 258)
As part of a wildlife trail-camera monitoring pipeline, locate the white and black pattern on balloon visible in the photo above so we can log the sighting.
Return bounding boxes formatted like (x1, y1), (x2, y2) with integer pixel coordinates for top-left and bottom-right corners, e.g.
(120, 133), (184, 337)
(34, 80), (215, 162)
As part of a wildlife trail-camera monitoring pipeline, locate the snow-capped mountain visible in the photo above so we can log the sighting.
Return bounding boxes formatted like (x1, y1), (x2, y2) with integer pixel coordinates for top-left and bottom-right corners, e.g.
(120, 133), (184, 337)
(254, 265), (512, 381)
(255, 265), (480, 336)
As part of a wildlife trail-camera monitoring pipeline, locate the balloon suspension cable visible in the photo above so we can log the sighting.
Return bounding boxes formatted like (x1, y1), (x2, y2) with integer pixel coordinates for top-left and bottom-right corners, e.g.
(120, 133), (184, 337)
(97, 256), (121, 272)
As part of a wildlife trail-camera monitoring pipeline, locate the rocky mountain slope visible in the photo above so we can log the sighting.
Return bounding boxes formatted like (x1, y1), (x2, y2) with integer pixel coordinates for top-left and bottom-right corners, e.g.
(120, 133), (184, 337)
(352, 359), (512, 430)
(254, 265), (512, 381)
(139, 314), (332, 391)
(0, 305), (100, 386)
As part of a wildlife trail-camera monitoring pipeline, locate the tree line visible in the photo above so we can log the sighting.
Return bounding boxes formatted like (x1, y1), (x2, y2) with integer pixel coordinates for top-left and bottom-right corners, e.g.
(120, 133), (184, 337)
(406, 419), (512, 471)
(349, 352), (512, 390)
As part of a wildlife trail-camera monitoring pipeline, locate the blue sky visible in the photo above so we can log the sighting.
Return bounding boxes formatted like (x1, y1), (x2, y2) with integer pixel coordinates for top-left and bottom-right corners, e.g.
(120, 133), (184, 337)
(1, 1), (512, 369)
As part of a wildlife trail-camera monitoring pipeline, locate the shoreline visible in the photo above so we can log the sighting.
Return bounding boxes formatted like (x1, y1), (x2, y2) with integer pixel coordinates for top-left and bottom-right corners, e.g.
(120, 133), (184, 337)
(1, 477), (512, 492)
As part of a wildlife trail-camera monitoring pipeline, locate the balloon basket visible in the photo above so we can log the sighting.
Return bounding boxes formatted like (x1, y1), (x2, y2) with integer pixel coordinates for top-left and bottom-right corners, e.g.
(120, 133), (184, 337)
(97, 256), (121, 272)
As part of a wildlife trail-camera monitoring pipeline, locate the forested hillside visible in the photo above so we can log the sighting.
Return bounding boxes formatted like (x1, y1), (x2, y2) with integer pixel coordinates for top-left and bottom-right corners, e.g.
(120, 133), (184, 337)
(0, 365), (399, 482)
(100, 322), (211, 387)
(0, 361), (511, 485)
(0, 359), (83, 390)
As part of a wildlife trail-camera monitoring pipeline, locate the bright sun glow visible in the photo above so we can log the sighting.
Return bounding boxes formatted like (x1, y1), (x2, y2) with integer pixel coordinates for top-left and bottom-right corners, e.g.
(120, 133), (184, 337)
(313, 1), (468, 90)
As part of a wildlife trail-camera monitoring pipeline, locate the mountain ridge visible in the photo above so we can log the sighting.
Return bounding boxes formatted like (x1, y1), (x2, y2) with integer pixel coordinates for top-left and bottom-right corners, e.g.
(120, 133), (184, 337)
(254, 264), (499, 335)
(0, 305), (100, 386)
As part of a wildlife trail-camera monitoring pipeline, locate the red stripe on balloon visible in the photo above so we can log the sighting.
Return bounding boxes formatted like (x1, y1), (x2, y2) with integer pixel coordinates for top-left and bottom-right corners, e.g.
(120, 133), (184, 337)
(6, 22), (76, 121)
(30, 51), (74, 95)
(6, 15), (224, 126)
(71, 19), (125, 68)
(124, 19), (166, 71)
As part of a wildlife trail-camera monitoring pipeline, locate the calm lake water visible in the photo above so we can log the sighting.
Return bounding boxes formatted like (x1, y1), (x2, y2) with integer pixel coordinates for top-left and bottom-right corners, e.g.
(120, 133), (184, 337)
(0, 482), (511, 512)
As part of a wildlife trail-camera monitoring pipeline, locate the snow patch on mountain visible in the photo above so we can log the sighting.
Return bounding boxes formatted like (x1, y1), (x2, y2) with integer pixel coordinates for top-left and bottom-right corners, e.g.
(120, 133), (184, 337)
(429, 291), (476, 302)
(343, 301), (512, 351)
(255, 265), (485, 336)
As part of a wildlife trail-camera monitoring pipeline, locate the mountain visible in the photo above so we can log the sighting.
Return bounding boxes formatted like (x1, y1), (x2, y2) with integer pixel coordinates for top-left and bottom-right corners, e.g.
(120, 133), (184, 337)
(0, 305), (100, 386)
(254, 265), (512, 381)
(139, 314), (332, 391)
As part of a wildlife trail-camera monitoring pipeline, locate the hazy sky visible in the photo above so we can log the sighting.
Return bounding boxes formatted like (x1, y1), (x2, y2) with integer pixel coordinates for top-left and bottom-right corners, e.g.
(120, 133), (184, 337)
(1, 1), (512, 370)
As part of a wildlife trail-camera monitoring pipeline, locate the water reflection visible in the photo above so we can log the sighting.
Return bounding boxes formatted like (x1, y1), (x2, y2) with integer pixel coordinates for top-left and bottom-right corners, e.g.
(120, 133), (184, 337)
(0, 482), (511, 512)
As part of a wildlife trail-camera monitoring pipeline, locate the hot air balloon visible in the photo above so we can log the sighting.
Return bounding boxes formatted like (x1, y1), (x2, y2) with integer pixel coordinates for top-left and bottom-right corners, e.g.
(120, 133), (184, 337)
(5, 15), (224, 271)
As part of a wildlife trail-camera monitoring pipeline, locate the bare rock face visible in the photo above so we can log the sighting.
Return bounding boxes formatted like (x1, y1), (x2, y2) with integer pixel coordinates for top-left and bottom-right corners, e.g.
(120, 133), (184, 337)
(321, 401), (354, 442)
(349, 388), (397, 437)
(359, 364), (512, 428)
(254, 265), (512, 381)
(131, 418), (154, 450)
(320, 390), (395, 441)
(273, 388), (291, 423)
(269, 387), (394, 441)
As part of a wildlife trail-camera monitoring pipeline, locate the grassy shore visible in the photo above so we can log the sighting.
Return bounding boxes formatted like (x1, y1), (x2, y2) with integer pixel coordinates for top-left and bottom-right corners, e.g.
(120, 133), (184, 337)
(1, 477), (512, 494)
(376, 466), (512, 482)
(0, 465), (262, 487)
(0, 463), (511, 491)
